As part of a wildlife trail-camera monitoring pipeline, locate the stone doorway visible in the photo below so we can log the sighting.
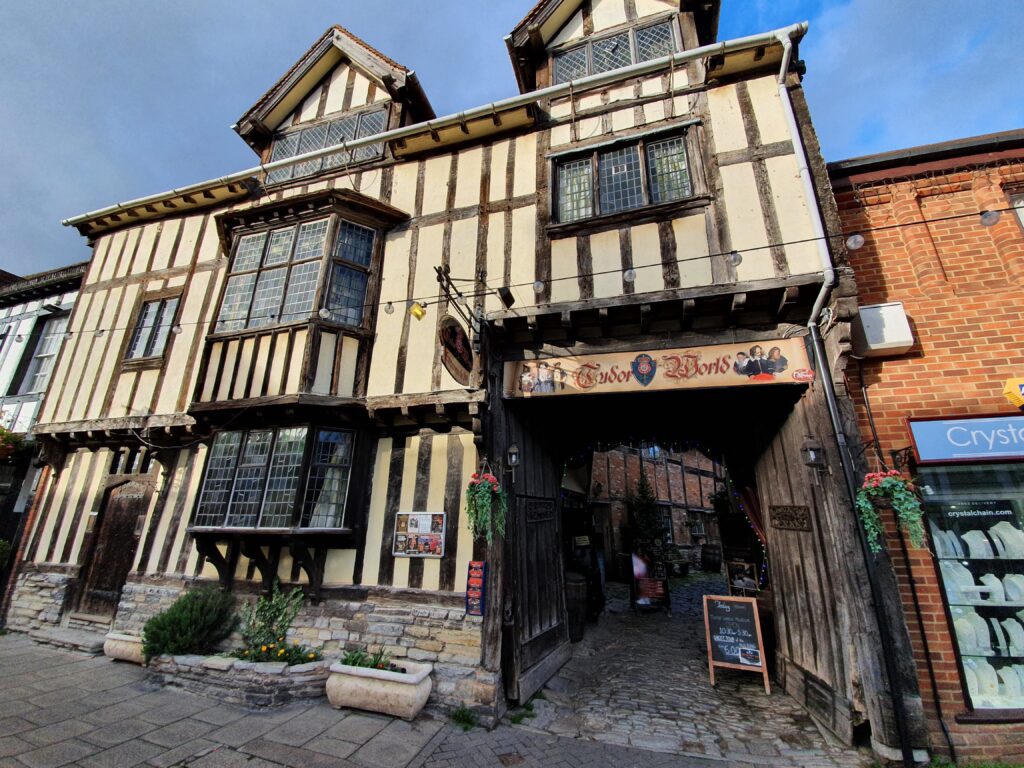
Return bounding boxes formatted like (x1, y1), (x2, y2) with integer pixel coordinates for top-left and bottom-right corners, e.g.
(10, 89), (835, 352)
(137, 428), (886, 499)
(506, 572), (871, 767)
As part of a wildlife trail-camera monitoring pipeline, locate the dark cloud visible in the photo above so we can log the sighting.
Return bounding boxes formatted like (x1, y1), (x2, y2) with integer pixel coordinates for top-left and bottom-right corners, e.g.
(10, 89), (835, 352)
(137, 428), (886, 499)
(0, 0), (1019, 275)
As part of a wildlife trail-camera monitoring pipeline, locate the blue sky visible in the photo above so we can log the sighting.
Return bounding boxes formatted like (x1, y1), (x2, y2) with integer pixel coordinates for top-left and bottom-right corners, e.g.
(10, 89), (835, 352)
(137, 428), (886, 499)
(0, 0), (1021, 275)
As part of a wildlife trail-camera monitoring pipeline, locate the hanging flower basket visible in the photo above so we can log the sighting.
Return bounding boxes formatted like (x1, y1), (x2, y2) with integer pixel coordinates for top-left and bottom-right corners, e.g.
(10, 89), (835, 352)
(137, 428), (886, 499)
(855, 470), (925, 554)
(0, 426), (22, 462)
(465, 463), (507, 544)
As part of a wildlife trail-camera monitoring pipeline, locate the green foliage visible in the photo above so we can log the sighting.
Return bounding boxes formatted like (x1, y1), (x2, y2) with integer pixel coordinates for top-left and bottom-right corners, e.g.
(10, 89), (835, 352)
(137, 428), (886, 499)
(855, 470), (925, 554)
(0, 426), (23, 452)
(238, 580), (304, 649)
(341, 646), (392, 669)
(142, 587), (238, 662)
(233, 640), (322, 666)
(465, 469), (507, 544)
(626, 471), (665, 542)
(0, 539), (11, 570)
(450, 705), (478, 731)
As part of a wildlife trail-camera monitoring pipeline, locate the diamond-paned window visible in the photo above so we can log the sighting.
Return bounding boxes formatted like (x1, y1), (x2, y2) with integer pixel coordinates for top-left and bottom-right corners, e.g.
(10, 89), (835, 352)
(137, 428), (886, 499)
(592, 33), (631, 74)
(267, 107), (389, 184)
(598, 146), (644, 214)
(551, 19), (677, 84)
(554, 131), (693, 223)
(325, 220), (376, 327)
(192, 426), (355, 530)
(635, 21), (675, 62)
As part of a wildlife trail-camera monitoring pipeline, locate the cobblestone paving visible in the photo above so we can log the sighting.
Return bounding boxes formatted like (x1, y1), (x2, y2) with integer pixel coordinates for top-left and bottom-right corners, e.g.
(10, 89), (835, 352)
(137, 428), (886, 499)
(504, 572), (873, 768)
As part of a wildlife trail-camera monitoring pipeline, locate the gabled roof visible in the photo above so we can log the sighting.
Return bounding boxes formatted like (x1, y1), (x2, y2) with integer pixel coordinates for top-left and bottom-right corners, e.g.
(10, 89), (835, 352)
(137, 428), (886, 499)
(506, 0), (721, 92)
(234, 25), (435, 155)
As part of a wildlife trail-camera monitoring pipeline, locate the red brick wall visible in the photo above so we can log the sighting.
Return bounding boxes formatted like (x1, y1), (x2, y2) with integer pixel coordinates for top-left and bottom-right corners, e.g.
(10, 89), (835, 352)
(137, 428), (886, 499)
(836, 157), (1024, 762)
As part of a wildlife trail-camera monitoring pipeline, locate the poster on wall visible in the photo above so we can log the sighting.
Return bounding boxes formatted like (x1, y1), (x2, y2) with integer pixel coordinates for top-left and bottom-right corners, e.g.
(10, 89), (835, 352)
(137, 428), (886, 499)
(393, 512), (446, 558)
(726, 561), (759, 596)
(502, 338), (813, 399)
(466, 561), (486, 616)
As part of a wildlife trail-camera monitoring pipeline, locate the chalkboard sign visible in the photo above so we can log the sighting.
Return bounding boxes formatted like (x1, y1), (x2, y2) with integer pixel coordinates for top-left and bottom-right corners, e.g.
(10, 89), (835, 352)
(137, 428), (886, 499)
(703, 595), (770, 694)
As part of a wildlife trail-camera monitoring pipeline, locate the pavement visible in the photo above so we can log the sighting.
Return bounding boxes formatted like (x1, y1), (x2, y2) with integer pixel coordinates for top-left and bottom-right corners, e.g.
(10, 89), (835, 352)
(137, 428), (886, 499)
(0, 576), (872, 767)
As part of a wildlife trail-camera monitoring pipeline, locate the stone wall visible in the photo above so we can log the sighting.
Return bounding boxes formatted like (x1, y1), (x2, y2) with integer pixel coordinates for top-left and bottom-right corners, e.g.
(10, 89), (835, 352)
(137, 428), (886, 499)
(111, 578), (188, 635)
(5, 563), (75, 630)
(149, 654), (329, 707)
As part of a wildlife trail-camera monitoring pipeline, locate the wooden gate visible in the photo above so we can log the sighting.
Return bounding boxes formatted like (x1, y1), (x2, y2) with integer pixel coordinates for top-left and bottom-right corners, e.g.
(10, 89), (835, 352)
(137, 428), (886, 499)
(495, 399), (571, 703)
(77, 479), (151, 617)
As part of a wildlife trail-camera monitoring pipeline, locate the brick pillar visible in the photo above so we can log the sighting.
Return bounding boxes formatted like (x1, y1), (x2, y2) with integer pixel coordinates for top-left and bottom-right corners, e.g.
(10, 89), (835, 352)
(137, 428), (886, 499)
(890, 183), (950, 292)
(972, 171), (1024, 283)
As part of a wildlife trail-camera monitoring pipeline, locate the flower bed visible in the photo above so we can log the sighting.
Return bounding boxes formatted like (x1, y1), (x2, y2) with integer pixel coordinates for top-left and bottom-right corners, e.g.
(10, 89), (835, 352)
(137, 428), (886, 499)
(148, 653), (330, 707)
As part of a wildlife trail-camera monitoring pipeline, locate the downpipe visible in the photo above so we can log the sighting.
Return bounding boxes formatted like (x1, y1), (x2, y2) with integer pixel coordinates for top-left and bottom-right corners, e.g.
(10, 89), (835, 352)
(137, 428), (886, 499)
(775, 29), (919, 768)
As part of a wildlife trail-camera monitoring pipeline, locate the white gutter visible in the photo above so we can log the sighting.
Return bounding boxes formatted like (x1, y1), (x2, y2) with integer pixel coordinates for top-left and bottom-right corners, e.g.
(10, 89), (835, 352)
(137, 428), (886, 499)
(63, 22), (807, 228)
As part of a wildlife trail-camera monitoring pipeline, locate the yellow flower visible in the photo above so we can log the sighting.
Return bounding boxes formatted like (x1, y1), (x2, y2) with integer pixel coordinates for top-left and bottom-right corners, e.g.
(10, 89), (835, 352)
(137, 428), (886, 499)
(260, 645), (267, 652)
(278, 648), (285, 656)
(308, 653), (315, 659)
(294, 640), (300, 646)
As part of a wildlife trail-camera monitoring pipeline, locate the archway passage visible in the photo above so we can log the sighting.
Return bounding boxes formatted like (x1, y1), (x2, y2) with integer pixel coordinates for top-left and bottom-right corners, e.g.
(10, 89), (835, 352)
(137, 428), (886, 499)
(491, 382), (874, 763)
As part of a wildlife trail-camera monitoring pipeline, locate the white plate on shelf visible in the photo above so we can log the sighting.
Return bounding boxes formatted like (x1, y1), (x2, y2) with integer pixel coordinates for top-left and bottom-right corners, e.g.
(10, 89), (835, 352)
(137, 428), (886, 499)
(981, 573), (1006, 602)
(962, 530), (995, 559)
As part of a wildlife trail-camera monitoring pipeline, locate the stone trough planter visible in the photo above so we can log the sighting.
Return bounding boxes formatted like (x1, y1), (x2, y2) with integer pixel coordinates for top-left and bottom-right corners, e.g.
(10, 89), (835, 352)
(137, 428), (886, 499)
(103, 632), (145, 665)
(149, 654), (331, 707)
(326, 660), (433, 720)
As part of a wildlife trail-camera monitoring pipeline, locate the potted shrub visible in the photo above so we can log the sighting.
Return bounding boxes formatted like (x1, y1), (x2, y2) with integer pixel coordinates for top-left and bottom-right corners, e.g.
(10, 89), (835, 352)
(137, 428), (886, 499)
(855, 470), (925, 554)
(326, 646), (432, 720)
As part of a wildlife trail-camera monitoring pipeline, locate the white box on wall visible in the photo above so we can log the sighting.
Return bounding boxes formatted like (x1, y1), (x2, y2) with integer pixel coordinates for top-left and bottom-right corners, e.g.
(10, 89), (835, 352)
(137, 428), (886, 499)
(851, 302), (914, 357)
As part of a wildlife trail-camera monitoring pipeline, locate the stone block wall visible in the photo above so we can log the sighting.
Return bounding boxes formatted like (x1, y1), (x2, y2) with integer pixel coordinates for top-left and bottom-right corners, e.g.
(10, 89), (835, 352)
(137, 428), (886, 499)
(149, 654), (330, 707)
(111, 578), (187, 635)
(6, 564), (75, 630)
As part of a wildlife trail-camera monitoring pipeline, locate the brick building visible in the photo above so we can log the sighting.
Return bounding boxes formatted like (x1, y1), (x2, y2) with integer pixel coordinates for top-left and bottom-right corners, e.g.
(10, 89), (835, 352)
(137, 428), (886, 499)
(831, 129), (1024, 763)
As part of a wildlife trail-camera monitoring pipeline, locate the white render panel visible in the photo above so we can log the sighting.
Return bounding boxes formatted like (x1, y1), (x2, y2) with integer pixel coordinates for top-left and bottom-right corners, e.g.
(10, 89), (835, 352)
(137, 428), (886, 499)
(720, 162), (774, 281)
(765, 153), (821, 276)
(591, 0), (628, 31)
(673, 214), (712, 287)
(549, 237), (580, 305)
(454, 147), (483, 209)
(549, 8), (585, 47)
(590, 229), (622, 299)
(421, 155), (453, 216)
(629, 223), (663, 294)
(747, 75), (791, 146)
(367, 230), (412, 396)
(323, 63), (350, 116)
(707, 84), (747, 153)
(402, 224), (445, 394)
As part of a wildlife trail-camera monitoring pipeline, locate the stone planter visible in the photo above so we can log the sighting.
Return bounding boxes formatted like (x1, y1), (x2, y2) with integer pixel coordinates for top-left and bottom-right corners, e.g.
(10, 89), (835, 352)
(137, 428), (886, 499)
(149, 654), (331, 707)
(326, 660), (432, 720)
(103, 632), (145, 665)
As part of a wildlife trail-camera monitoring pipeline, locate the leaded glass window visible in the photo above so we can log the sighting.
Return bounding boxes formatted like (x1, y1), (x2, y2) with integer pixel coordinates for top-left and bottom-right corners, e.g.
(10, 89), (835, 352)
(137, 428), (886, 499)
(302, 430), (354, 528)
(214, 219), (328, 332)
(554, 132), (692, 222)
(592, 33), (631, 74)
(192, 426), (354, 530)
(551, 20), (677, 84)
(324, 220), (375, 327)
(18, 315), (68, 395)
(266, 107), (388, 184)
(635, 21), (675, 62)
(126, 297), (179, 360)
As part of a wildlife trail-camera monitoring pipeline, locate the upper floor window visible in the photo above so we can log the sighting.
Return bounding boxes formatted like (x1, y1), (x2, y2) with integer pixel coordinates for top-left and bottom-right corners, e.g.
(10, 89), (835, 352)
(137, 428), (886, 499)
(192, 426), (355, 530)
(126, 297), (179, 360)
(15, 314), (68, 395)
(552, 20), (677, 84)
(554, 133), (692, 223)
(266, 107), (388, 185)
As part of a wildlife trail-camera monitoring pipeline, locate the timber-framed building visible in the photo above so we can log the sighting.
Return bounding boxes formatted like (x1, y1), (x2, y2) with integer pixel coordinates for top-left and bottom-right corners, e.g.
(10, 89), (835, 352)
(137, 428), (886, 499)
(6, 0), (931, 759)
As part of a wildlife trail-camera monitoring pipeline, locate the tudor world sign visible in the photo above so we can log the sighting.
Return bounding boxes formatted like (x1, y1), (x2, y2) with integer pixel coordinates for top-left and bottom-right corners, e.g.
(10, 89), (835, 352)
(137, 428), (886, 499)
(502, 338), (814, 399)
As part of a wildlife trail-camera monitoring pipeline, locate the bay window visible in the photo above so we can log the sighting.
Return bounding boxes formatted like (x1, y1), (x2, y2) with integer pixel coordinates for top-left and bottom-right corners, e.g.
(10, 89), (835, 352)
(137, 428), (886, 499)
(193, 426), (355, 530)
(554, 132), (692, 223)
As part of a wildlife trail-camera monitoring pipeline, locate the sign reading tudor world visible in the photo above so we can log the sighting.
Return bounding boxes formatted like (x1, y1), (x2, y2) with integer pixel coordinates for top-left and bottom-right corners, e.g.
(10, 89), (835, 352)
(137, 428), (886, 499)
(502, 338), (814, 398)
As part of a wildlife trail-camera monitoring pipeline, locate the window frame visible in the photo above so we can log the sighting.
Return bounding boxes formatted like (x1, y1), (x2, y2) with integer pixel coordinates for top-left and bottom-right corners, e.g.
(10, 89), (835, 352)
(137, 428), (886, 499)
(264, 103), (392, 186)
(190, 424), (358, 532)
(11, 313), (69, 396)
(550, 128), (698, 227)
(549, 16), (681, 85)
(124, 294), (181, 363)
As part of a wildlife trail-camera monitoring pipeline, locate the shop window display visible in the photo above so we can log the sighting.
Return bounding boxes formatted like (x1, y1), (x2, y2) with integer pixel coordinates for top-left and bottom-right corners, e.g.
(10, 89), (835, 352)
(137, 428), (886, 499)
(923, 462), (1024, 709)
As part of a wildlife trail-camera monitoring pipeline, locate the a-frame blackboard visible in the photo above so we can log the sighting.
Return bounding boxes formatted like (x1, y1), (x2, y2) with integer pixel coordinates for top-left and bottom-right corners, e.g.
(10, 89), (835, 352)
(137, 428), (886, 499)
(703, 594), (770, 694)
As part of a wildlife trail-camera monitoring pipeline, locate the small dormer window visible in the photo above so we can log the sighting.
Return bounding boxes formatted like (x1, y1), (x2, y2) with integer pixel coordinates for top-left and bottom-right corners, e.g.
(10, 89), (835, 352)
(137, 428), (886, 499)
(552, 20), (677, 84)
(265, 106), (389, 185)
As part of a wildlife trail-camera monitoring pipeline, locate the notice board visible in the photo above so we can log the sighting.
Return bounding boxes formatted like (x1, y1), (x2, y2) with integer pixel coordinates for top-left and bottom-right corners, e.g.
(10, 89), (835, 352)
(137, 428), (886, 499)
(703, 595), (770, 694)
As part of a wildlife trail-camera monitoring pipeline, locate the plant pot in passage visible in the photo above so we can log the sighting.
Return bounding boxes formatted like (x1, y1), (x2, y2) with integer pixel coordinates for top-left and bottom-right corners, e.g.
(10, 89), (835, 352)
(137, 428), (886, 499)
(326, 660), (433, 720)
(103, 632), (146, 665)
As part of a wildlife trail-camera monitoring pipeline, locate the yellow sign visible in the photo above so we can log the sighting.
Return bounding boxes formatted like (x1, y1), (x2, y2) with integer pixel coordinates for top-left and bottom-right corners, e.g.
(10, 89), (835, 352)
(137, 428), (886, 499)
(1004, 378), (1024, 409)
(503, 338), (814, 399)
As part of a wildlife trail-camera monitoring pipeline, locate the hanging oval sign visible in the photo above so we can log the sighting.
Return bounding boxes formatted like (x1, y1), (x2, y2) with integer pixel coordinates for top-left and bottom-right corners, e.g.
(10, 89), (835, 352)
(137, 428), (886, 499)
(439, 315), (473, 386)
